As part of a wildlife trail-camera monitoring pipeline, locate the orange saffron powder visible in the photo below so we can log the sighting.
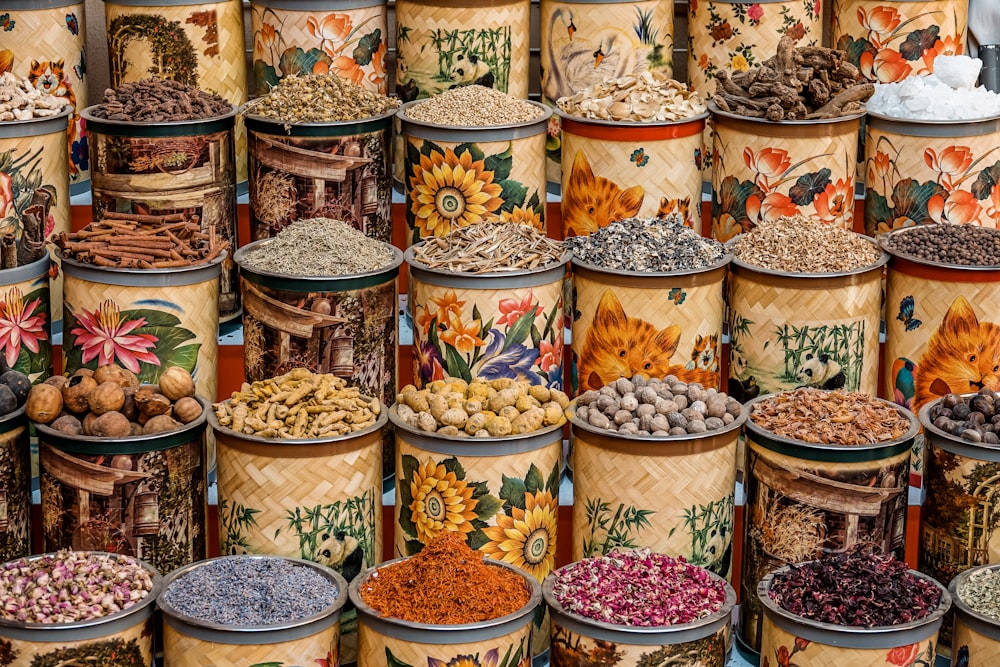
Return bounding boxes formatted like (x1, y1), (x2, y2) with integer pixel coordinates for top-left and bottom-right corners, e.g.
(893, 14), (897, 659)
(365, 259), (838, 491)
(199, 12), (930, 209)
(359, 532), (531, 623)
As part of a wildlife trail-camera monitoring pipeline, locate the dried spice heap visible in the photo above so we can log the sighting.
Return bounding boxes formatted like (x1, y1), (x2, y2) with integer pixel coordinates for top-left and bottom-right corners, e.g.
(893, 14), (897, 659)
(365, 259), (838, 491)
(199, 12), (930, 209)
(239, 218), (395, 276)
(0, 551), (154, 624)
(566, 216), (726, 272)
(552, 548), (726, 626)
(90, 78), (231, 122)
(403, 85), (543, 126)
(768, 550), (941, 627)
(359, 532), (530, 623)
(713, 36), (874, 121)
(557, 71), (706, 122)
(245, 73), (399, 123)
(733, 216), (881, 273)
(53, 211), (226, 269)
(751, 388), (910, 445)
(882, 224), (1000, 267)
(958, 566), (1000, 621)
(926, 390), (1000, 445)
(0, 71), (73, 121)
(410, 222), (565, 274)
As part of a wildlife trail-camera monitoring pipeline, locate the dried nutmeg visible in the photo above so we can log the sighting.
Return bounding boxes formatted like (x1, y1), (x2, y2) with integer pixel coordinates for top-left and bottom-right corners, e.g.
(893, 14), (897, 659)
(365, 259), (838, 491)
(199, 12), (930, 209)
(93, 363), (140, 389)
(50, 414), (84, 435)
(88, 381), (126, 416)
(143, 414), (182, 435)
(26, 383), (63, 423)
(158, 366), (196, 402)
(62, 375), (98, 414)
(135, 387), (172, 417)
(91, 411), (132, 438)
(172, 396), (203, 424)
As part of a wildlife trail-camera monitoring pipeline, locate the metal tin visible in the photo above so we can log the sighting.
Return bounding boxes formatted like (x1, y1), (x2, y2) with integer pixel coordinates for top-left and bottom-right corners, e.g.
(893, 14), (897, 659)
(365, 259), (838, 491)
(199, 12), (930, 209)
(0, 254), (54, 386)
(0, 406), (31, 562)
(949, 564), (1000, 665)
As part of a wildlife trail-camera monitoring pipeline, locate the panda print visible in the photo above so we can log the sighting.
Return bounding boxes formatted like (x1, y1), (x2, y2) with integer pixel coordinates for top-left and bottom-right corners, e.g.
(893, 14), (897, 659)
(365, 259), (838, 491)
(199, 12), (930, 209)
(316, 531), (365, 583)
(449, 53), (496, 89)
(795, 353), (847, 390)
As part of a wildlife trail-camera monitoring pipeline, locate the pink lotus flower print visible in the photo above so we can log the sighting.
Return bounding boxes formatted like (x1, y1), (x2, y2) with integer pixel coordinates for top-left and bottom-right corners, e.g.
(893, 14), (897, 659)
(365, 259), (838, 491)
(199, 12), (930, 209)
(70, 299), (160, 373)
(0, 287), (46, 369)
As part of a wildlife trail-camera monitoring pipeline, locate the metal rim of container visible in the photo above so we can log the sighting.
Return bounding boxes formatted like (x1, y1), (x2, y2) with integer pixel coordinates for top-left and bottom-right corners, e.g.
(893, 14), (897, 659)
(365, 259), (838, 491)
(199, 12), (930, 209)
(6, 0), (84, 9)
(569, 249), (732, 280)
(0, 551), (162, 641)
(0, 106), (72, 138)
(866, 109), (1000, 132)
(34, 396), (210, 455)
(388, 404), (564, 456)
(249, 0), (384, 11)
(404, 247), (571, 285)
(879, 227), (1000, 272)
(541, 563), (735, 645)
(209, 399), (388, 446)
(756, 565), (951, 650)
(398, 99), (553, 138)
(707, 100), (866, 125)
(917, 396), (1000, 461)
(235, 240), (403, 292)
(551, 106), (710, 128)
(349, 557), (542, 641)
(0, 405), (26, 436)
(947, 563), (1000, 640)
(727, 233), (889, 279)
(0, 254), (51, 286)
(60, 251), (226, 285)
(567, 398), (749, 445)
(243, 106), (398, 136)
(743, 393), (919, 462)
(157, 555), (348, 643)
(80, 105), (237, 135)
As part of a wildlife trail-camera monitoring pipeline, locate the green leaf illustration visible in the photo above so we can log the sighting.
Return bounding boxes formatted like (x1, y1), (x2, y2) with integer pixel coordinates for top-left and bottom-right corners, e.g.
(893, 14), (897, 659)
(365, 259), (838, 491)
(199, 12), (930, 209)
(442, 456), (466, 478)
(497, 180), (529, 212)
(503, 306), (536, 350)
(386, 648), (415, 667)
(483, 143), (513, 182)
(404, 538), (424, 556)
(899, 26), (940, 61)
(467, 529), (490, 550)
(454, 142), (486, 164)
(353, 29), (382, 66)
(474, 493), (503, 521)
(499, 474), (526, 510)
(545, 461), (560, 494)
(444, 345), (472, 383)
(525, 463), (545, 495)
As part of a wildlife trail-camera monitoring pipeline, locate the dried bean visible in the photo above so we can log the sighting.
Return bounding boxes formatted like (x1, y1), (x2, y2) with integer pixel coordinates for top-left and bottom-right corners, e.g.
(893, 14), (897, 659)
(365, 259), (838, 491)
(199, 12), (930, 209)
(750, 388), (911, 445)
(566, 217), (725, 270)
(883, 224), (1000, 266)
(244, 73), (398, 123)
(403, 85), (543, 126)
(239, 218), (395, 275)
(90, 78), (231, 122)
(733, 216), (881, 273)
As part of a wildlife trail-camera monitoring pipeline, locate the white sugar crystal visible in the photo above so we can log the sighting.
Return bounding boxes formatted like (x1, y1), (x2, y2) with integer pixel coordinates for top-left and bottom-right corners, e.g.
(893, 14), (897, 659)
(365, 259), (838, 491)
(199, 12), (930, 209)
(934, 55), (982, 89)
(867, 59), (1000, 121)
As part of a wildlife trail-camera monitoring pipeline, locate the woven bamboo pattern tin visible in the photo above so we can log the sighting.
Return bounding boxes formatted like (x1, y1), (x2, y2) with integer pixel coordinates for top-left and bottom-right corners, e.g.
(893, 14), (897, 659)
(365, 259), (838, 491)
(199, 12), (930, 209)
(571, 255), (727, 394)
(250, 0), (389, 96)
(103, 0), (250, 183)
(0, 407), (31, 562)
(163, 624), (337, 667)
(710, 104), (862, 242)
(3, 0), (89, 191)
(865, 113), (1000, 234)
(0, 255), (53, 387)
(949, 565), (1000, 666)
(569, 409), (747, 581)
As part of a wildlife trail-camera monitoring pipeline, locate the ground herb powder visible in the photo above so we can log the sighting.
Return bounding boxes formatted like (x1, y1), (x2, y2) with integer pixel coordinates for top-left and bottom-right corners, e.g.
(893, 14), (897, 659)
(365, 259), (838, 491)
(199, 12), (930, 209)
(359, 532), (530, 623)
(240, 218), (395, 276)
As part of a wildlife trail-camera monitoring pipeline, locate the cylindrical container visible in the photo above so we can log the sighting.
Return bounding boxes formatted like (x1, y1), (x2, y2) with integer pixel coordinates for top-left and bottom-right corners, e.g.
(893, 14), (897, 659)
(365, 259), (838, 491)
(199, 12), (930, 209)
(544, 562), (736, 667)
(738, 396), (919, 656)
(539, 0), (675, 183)
(0, 407), (31, 561)
(757, 565), (950, 666)
(234, 240), (401, 482)
(103, 0), (250, 183)
(0, 255), (53, 385)
(710, 104), (863, 242)
(4, 0), (90, 191)
(406, 248), (568, 389)
(865, 113), (1000, 234)
(0, 552), (161, 663)
(571, 254), (728, 394)
(881, 233), (1000, 489)
(569, 407), (747, 580)
(557, 110), (707, 236)
(832, 0), (968, 83)
(0, 109), (71, 327)
(82, 107), (241, 323)
(159, 555), (348, 666)
(949, 564), (1000, 666)
(919, 399), (1000, 650)
(37, 399), (209, 575)
(351, 557), (541, 667)
(727, 240), (887, 401)
(391, 409), (562, 659)
(246, 110), (395, 243)
(250, 0), (390, 96)
(399, 100), (550, 246)
(212, 405), (387, 664)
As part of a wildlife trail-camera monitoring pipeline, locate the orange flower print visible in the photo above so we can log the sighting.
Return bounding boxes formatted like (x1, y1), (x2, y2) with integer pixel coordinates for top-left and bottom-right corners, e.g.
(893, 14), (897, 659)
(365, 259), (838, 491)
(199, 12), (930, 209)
(307, 13), (353, 57)
(368, 39), (388, 88)
(497, 292), (542, 327)
(885, 642), (921, 666)
(936, 33), (964, 57)
(860, 49), (913, 83)
(439, 316), (486, 354)
(429, 290), (466, 327)
(699, 53), (709, 69)
(929, 190), (982, 225)
(255, 22), (276, 55)
(857, 6), (902, 49)
(870, 150), (892, 187)
(988, 182), (1000, 225)
(747, 192), (799, 223)
(537, 339), (562, 374)
(924, 146), (973, 190)
(813, 177), (854, 225)
(499, 205), (543, 230)
(331, 55), (365, 86)
(743, 147), (791, 191)
(775, 645), (791, 667)
(712, 212), (743, 242)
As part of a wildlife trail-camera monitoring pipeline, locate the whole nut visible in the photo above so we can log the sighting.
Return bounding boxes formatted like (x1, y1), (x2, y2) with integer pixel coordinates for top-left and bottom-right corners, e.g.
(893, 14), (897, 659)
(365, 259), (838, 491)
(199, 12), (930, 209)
(135, 388), (171, 417)
(158, 366), (196, 401)
(26, 384), (64, 424)
(50, 414), (83, 435)
(88, 382), (126, 416)
(143, 414), (182, 435)
(62, 375), (98, 414)
(91, 411), (132, 438)
(172, 396), (203, 424)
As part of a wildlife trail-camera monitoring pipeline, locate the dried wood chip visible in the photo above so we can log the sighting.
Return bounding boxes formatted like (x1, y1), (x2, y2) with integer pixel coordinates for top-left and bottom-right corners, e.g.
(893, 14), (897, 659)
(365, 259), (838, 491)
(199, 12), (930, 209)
(750, 388), (910, 445)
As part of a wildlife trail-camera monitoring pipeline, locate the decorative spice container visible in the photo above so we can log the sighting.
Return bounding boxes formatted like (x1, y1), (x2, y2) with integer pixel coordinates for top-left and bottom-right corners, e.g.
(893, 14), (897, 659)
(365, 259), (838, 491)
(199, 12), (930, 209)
(727, 220), (888, 401)
(350, 533), (542, 667)
(0, 551), (160, 664)
(949, 564), (1000, 665)
(0, 407), (32, 562)
(544, 548), (735, 666)
(569, 376), (746, 580)
(738, 389), (918, 658)
(159, 555), (348, 666)
(3, 0), (90, 191)
(36, 397), (210, 575)
(0, 107), (71, 327)
(539, 0), (675, 183)
(103, 0), (250, 183)
(399, 94), (551, 245)
(568, 219), (729, 392)
(211, 374), (386, 664)
(0, 254), (53, 386)
(82, 100), (241, 322)
(880, 225), (1000, 489)
(757, 552), (951, 666)
(249, 0), (390, 95)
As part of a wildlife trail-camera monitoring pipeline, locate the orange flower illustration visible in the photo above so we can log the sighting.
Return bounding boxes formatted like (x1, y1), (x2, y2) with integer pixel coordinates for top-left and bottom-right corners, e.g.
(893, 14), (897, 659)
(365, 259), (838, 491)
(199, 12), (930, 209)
(331, 55), (365, 86)
(743, 147), (791, 191)
(499, 205), (543, 230)
(408, 459), (479, 544)
(307, 13), (353, 57)
(857, 6), (902, 48)
(439, 316), (486, 355)
(747, 192), (800, 223)
(480, 489), (558, 581)
(860, 49), (913, 83)
(988, 182), (1000, 225)
(813, 177), (854, 225)
(255, 22), (277, 55)
(924, 146), (973, 189)
(885, 642), (921, 666)
(870, 150), (893, 189)
(929, 190), (982, 225)
(409, 146), (504, 238)
(429, 290), (466, 327)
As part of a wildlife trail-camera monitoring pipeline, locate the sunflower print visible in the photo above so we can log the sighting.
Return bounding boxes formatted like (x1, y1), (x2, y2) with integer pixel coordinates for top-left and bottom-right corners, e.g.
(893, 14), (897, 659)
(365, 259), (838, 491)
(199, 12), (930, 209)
(409, 459), (479, 544)
(481, 489), (558, 581)
(408, 145), (504, 238)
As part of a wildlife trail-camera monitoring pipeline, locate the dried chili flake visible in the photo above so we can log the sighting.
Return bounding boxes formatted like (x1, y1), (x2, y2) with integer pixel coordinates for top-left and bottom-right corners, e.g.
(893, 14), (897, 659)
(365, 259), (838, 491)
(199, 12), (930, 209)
(358, 532), (530, 624)
(768, 550), (942, 627)
(551, 548), (726, 626)
(750, 388), (910, 445)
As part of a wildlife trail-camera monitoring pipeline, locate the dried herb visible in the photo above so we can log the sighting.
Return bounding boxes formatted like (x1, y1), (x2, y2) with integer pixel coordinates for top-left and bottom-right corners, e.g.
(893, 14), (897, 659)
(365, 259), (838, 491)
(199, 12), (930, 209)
(239, 217), (395, 276)
(733, 216), (881, 273)
(358, 532), (530, 623)
(750, 388), (910, 445)
(566, 216), (725, 272)
(958, 566), (1000, 621)
(768, 550), (942, 627)
(409, 222), (565, 274)
(91, 78), (231, 122)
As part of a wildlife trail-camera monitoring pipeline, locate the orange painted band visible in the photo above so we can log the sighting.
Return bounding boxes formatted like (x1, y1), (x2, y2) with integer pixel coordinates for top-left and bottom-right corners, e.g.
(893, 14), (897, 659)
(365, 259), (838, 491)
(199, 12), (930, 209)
(560, 116), (705, 141)
(889, 255), (1000, 283)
